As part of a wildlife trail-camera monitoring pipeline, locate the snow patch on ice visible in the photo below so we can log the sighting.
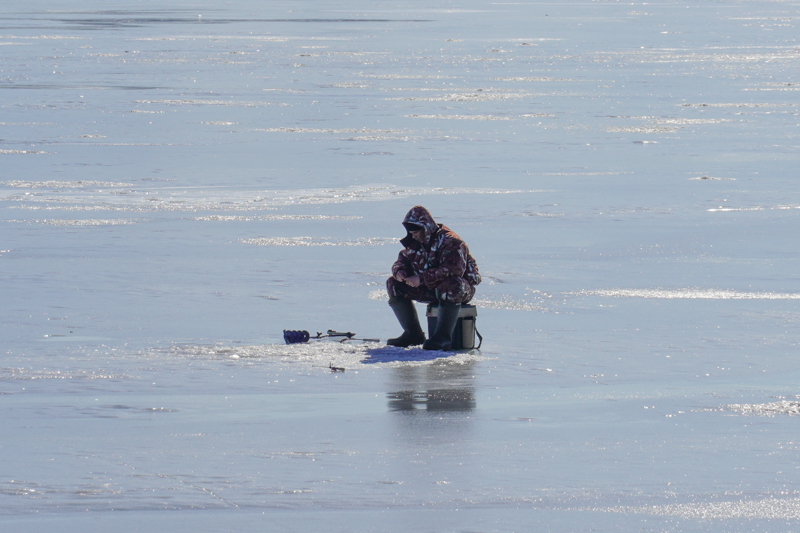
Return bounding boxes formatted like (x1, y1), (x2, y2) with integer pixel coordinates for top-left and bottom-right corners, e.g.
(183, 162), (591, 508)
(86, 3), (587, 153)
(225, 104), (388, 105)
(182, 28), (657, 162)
(390, 91), (532, 102)
(495, 77), (575, 82)
(8, 218), (137, 226)
(727, 400), (800, 417)
(707, 206), (765, 212)
(193, 214), (358, 221)
(256, 127), (410, 134)
(595, 495), (800, 520)
(743, 87), (800, 91)
(7, 184), (533, 213)
(0, 149), (49, 155)
(522, 211), (563, 217)
(361, 74), (453, 79)
(240, 237), (394, 247)
(574, 288), (800, 300)
(707, 205), (800, 212)
(533, 171), (630, 176)
(368, 291), (548, 312)
(0, 368), (133, 380)
(681, 102), (795, 108)
(345, 135), (413, 142)
(161, 341), (488, 369)
(607, 126), (678, 133)
(473, 296), (547, 312)
(656, 118), (730, 125)
(135, 99), (277, 107)
(326, 82), (370, 88)
(368, 290), (388, 301)
(406, 114), (511, 121)
(0, 35), (82, 40)
(3, 180), (133, 188)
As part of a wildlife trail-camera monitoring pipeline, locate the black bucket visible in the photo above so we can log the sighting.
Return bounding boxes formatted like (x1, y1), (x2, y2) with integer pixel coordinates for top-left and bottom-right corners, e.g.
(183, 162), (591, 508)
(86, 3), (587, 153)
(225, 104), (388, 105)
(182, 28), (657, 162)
(426, 303), (479, 350)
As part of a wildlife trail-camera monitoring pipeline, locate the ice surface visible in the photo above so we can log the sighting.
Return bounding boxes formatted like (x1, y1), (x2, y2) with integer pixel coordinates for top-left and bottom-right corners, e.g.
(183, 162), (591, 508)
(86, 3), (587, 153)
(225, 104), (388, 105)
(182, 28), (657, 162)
(2, 0), (799, 531)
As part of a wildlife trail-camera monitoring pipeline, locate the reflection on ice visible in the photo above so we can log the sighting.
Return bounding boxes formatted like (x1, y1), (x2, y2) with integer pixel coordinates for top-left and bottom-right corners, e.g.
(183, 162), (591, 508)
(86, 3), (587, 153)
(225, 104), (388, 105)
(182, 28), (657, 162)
(387, 363), (476, 413)
(388, 389), (475, 412)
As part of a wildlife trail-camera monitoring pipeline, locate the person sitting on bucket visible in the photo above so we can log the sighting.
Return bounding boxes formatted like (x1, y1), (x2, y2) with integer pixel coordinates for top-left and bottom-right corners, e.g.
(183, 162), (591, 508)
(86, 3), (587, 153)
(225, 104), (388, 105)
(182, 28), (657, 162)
(387, 205), (481, 350)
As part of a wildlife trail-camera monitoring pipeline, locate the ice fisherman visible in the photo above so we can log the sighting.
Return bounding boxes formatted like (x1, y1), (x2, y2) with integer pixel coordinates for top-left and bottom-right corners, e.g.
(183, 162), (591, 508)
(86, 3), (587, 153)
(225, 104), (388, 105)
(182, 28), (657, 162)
(387, 205), (481, 350)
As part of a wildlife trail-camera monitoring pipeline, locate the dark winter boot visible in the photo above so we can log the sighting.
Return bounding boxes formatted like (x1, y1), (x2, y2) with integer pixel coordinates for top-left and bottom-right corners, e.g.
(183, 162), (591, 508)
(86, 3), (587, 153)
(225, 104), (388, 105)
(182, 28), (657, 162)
(387, 297), (426, 347)
(423, 301), (461, 351)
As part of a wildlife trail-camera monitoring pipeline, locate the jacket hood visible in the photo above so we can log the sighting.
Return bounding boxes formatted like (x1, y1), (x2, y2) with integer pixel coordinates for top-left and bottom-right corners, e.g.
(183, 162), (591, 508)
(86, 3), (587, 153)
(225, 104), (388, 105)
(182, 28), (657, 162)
(402, 205), (438, 243)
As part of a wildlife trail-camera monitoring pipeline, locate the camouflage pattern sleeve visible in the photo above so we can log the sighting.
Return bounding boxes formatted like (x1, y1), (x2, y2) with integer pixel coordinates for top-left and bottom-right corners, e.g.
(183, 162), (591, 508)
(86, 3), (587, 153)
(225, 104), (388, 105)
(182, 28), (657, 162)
(419, 239), (467, 288)
(391, 249), (411, 278)
(465, 253), (482, 286)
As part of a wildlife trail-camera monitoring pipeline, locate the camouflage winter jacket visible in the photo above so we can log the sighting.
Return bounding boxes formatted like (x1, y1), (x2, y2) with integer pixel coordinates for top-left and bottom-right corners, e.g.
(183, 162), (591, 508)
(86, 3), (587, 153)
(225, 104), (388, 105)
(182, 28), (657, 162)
(391, 206), (481, 289)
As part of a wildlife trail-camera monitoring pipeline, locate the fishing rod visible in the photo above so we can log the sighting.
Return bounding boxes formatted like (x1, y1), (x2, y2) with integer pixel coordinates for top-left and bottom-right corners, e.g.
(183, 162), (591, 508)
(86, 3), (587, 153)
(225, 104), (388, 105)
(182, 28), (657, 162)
(283, 329), (381, 345)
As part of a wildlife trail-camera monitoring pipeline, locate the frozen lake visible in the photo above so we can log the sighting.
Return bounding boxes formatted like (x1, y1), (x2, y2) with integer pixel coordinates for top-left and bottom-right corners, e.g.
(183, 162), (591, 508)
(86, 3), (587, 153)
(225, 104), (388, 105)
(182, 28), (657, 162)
(2, 0), (799, 531)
